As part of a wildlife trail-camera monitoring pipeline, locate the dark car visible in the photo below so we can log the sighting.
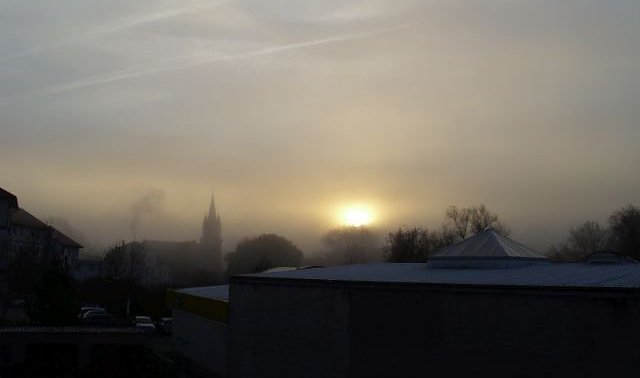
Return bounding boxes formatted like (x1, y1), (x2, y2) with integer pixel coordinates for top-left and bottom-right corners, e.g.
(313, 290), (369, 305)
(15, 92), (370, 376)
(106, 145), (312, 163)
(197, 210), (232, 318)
(134, 316), (156, 333)
(156, 317), (172, 335)
(81, 311), (115, 326)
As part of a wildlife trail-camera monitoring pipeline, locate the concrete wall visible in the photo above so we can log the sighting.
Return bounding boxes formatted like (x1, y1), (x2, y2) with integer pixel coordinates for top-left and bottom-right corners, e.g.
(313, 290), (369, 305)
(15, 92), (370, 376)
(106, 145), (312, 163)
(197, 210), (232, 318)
(173, 308), (228, 377)
(229, 278), (640, 378)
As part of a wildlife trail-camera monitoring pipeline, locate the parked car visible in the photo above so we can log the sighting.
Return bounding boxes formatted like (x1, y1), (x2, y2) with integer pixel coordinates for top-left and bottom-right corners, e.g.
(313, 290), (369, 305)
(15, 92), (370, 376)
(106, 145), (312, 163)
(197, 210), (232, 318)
(81, 311), (115, 326)
(135, 316), (156, 333)
(78, 306), (106, 318)
(81, 309), (107, 318)
(156, 317), (172, 335)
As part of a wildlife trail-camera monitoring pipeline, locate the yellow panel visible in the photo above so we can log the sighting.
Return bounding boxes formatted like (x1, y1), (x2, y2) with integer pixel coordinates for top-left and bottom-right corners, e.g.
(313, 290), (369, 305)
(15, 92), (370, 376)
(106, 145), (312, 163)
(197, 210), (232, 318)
(167, 290), (229, 324)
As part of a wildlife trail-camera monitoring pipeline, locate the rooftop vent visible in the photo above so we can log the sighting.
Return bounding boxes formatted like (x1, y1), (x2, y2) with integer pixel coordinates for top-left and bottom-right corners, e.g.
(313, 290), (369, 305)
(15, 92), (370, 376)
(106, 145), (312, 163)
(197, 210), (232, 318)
(427, 229), (548, 269)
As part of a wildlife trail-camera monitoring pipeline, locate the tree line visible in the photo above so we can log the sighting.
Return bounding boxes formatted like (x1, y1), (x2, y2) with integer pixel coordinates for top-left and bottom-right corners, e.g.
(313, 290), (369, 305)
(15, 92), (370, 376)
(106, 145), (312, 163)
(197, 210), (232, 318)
(220, 204), (510, 273)
(548, 205), (640, 262)
(220, 204), (640, 270)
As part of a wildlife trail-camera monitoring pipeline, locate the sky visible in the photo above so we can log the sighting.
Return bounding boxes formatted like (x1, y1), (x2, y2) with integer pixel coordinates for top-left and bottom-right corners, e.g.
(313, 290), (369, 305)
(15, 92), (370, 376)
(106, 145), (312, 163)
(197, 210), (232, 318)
(1, 0), (639, 254)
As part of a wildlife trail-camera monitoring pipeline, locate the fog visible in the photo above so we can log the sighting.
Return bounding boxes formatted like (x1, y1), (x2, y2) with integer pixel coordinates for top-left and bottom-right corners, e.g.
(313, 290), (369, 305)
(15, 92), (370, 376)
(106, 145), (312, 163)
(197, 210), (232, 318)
(1, 0), (639, 253)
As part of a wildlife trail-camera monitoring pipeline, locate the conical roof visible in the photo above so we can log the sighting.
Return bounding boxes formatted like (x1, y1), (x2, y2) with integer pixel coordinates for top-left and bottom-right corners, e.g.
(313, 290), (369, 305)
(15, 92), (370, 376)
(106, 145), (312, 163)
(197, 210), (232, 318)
(428, 229), (547, 269)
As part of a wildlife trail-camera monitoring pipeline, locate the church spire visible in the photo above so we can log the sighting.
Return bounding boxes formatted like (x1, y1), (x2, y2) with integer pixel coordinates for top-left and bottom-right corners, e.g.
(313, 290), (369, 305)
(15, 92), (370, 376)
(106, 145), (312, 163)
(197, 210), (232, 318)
(199, 193), (223, 274)
(207, 193), (217, 220)
(201, 193), (222, 253)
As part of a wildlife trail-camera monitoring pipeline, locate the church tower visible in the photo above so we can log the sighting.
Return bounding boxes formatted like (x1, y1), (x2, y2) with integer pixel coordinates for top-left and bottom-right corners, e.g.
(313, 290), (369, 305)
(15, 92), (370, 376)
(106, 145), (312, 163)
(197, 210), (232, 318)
(201, 195), (222, 272)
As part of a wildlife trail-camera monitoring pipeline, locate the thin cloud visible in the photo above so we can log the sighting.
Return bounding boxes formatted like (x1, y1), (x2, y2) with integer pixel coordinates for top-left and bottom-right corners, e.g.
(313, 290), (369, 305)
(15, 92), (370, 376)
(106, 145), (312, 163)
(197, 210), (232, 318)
(0, 24), (411, 106)
(0, 0), (234, 63)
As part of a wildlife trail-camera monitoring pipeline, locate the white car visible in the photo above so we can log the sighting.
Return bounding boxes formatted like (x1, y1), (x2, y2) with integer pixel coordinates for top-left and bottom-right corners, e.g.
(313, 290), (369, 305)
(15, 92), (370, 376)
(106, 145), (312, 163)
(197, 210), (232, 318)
(79, 306), (106, 319)
(135, 316), (156, 332)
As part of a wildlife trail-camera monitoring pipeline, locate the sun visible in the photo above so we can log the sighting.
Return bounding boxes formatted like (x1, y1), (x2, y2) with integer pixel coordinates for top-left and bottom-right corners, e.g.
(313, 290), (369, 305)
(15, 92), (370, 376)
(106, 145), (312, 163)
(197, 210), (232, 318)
(341, 206), (373, 227)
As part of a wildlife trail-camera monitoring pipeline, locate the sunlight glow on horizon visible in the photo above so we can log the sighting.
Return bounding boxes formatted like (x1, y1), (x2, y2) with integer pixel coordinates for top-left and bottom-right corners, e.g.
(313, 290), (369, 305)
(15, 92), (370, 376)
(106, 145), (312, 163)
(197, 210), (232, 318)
(340, 206), (374, 227)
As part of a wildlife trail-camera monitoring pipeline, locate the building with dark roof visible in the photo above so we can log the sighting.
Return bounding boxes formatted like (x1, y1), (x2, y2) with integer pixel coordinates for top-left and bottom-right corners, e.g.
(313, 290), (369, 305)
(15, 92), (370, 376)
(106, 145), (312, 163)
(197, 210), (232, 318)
(0, 187), (82, 271)
(0, 188), (18, 210)
(1, 188), (19, 313)
(9, 208), (81, 268)
(170, 231), (640, 378)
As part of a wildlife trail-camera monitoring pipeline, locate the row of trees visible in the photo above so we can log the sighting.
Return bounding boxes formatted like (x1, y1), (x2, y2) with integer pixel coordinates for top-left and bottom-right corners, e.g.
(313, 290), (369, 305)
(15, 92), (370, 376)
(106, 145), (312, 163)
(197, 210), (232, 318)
(223, 224), (385, 275)
(548, 205), (640, 262)
(223, 205), (509, 274)
(224, 204), (640, 270)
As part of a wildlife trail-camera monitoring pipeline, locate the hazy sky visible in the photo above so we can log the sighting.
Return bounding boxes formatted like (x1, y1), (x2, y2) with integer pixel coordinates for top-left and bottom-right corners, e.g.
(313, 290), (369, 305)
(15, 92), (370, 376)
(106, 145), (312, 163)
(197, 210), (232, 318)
(1, 0), (639, 253)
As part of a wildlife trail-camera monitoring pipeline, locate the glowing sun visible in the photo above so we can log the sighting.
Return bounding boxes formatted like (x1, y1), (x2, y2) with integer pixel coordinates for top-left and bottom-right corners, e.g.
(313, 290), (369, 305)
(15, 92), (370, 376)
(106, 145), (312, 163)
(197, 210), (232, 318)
(341, 206), (373, 227)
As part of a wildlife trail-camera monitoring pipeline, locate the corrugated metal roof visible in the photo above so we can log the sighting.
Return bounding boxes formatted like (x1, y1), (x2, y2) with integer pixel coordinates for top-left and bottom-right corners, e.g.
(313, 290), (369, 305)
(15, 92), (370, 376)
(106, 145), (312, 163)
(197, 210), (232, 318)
(175, 285), (229, 301)
(243, 262), (640, 289)
(431, 229), (546, 259)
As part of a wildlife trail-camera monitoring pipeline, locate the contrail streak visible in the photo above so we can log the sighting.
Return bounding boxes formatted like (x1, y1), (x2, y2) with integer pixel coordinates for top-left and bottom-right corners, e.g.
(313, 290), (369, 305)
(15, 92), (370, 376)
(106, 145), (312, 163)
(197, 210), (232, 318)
(0, 0), (234, 63)
(0, 24), (410, 106)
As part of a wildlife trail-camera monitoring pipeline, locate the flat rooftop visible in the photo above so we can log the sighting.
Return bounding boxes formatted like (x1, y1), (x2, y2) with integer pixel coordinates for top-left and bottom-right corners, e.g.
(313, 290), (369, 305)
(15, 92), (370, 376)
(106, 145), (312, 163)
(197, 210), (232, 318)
(240, 262), (640, 289)
(174, 284), (229, 301)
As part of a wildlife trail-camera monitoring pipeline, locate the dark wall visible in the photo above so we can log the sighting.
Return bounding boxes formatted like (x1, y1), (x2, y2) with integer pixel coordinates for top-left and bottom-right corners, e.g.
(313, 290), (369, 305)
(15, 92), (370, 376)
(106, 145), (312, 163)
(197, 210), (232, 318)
(229, 281), (350, 378)
(229, 278), (640, 378)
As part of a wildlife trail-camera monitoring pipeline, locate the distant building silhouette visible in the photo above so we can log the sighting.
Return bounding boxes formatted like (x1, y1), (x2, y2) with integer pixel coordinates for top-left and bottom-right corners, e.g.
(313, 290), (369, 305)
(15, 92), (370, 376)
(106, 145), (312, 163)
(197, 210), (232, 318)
(201, 195), (223, 273)
(121, 196), (224, 287)
(10, 208), (82, 269)
(1, 187), (82, 320)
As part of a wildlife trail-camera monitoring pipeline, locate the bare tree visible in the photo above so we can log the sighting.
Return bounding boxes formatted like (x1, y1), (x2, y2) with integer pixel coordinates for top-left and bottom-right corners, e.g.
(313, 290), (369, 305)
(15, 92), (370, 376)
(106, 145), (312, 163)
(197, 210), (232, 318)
(608, 205), (640, 260)
(103, 242), (148, 284)
(445, 206), (470, 240)
(322, 226), (382, 265)
(549, 205), (640, 262)
(384, 227), (452, 263)
(444, 205), (510, 239)
(548, 221), (609, 262)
